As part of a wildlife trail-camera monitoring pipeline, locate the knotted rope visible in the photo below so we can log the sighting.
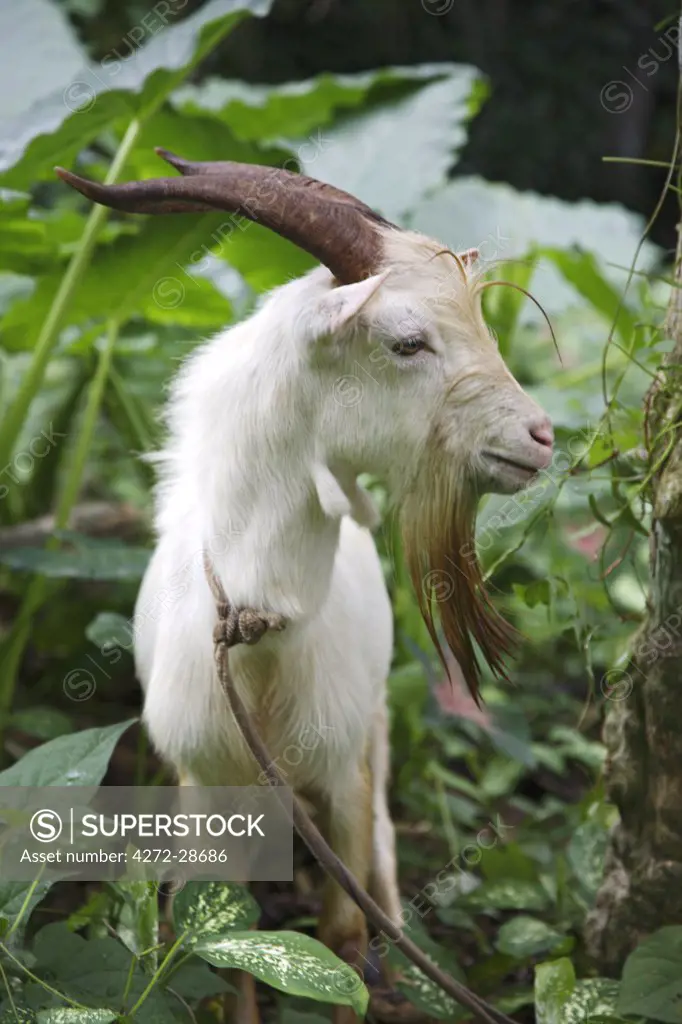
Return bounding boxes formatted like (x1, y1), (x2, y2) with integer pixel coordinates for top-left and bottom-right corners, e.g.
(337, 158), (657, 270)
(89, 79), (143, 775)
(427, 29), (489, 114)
(202, 552), (517, 1024)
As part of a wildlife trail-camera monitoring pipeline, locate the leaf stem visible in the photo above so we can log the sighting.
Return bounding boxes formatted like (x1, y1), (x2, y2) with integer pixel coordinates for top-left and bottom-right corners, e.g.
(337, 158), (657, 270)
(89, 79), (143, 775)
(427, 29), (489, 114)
(5, 869), (45, 940)
(128, 931), (188, 1017)
(0, 960), (19, 1021)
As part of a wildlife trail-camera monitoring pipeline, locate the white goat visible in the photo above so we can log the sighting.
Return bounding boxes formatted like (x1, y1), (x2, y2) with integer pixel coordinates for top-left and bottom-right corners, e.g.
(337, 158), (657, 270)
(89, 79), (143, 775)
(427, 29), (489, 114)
(59, 153), (553, 1024)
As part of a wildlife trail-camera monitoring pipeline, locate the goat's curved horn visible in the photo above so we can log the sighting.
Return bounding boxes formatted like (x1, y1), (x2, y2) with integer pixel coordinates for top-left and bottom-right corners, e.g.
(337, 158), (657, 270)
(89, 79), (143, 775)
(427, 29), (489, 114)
(55, 152), (395, 284)
(154, 147), (387, 221)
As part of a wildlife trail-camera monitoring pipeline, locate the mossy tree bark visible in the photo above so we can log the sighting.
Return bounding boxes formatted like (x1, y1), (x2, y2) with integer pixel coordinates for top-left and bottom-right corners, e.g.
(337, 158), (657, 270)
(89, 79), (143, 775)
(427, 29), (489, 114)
(586, 75), (682, 972)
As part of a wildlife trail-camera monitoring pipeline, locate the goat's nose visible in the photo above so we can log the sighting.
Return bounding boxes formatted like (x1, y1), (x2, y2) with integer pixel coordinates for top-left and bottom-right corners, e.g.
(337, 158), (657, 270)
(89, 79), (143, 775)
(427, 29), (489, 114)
(529, 419), (553, 450)
(526, 416), (553, 469)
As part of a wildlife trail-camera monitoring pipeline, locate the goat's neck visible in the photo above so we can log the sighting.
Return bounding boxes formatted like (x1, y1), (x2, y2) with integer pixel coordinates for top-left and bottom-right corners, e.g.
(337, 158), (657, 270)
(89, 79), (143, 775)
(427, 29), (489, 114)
(203, 461), (347, 620)
(162, 344), (376, 622)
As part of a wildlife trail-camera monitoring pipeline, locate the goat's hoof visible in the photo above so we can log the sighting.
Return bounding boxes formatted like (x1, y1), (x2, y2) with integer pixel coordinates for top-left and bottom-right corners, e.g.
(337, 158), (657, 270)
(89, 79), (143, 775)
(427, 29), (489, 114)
(237, 608), (286, 645)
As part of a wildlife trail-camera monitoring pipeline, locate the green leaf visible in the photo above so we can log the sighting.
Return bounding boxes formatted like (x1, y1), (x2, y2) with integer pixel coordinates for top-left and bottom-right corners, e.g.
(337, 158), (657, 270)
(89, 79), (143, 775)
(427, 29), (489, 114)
(0, 718), (135, 786)
(495, 917), (567, 959)
(540, 248), (637, 346)
(392, 959), (464, 1021)
(413, 179), (659, 317)
(21, 368), (89, 520)
(164, 960), (234, 1000)
(559, 980), (624, 1023)
(127, 104), (290, 180)
(86, 613), (134, 653)
(173, 881), (260, 943)
(193, 930), (369, 1016)
(9, 707), (73, 741)
(0, 1009), (36, 1024)
(37, 1011), (117, 1024)
(386, 915), (466, 1020)
(0, 544), (150, 580)
(32, 925), (173, 1018)
(480, 843), (538, 884)
(478, 756), (525, 799)
(113, 879), (159, 973)
(0, 0), (275, 186)
(514, 579), (551, 608)
(549, 727), (606, 772)
(0, 879), (52, 936)
(214, 220), (316, 292)
(0, 215), (55, 275)
(482, 251), (537, 356)
(0, 1), (84, 123)
(1, 213), (233, 352)
(463, 879), (550, 912)
(173, 64), (466, 143)
(299, 64), (481, 222)
(618, 925), (682, 1022)
(567, 822), (608, 904)
(534, 957), (576, 1024)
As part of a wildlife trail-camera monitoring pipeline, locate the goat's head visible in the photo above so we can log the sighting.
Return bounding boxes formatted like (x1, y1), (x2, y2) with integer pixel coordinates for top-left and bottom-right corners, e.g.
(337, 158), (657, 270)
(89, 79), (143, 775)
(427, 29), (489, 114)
(57, 151), (553, 698)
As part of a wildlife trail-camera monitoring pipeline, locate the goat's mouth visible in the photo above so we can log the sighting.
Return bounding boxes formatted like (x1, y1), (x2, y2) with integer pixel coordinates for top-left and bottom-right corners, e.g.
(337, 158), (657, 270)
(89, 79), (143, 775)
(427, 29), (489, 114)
(481, 450), (542, 492)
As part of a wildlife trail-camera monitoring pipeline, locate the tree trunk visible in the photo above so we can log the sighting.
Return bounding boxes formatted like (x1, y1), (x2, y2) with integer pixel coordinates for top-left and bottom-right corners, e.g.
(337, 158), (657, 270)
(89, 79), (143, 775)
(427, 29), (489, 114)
(585, 56), (682, 971)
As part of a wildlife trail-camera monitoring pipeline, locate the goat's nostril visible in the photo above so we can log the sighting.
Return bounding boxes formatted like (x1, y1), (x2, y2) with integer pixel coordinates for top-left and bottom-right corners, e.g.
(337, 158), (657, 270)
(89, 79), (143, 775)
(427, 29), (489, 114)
(529, 421), (553, 449)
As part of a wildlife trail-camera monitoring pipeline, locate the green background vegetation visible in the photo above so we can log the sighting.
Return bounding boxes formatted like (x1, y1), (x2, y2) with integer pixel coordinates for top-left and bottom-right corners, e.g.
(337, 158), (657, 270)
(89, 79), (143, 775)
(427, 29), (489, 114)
(0, 1), (680, 1021)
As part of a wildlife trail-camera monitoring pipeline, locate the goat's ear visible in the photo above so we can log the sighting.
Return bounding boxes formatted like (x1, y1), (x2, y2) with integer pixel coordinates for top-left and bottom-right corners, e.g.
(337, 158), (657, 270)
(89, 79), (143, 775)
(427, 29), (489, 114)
(458, 248), (479, 267)
(311, 270), (390, 339)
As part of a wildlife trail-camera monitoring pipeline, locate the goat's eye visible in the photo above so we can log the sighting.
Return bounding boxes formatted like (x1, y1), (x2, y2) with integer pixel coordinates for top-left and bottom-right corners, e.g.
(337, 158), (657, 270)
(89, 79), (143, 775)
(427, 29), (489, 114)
(391, 337), (425, 357)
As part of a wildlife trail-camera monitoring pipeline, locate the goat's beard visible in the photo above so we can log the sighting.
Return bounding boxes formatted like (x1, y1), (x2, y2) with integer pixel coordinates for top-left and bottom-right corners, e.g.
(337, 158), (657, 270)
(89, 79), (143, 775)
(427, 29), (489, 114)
(400, 453), (517, 703)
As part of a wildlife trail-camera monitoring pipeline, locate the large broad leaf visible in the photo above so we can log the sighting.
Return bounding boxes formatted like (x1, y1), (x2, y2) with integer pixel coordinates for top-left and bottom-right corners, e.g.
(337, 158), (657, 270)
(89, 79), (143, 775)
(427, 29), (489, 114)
(462, 879), (550, 912)
(0, 1), (84, 124)
(212, 221), (316, 292)
(297, 64), (481, 223)
(0, 718), (135, 786)
(0, 0), (274, 186)
(0, 1010), (36, 1023)
(173, 64), (476, 144)
(164, 960), (234, 1000)
(567, 822), (608, 905)
(0, 878), (52, 934)
(386, 914), (466, 1021)
(0, 722), (133, 935)
(534, 958), (576, 1024)
(495, 916), (568, 959)
(555, 979), (625, 1023)
(194, 930), (369, 1016)
(32, 924), (173, 1019)
(540, 248), (637, 346)
(173, 880), (260, 942)
(1, 211), (233, 352)
(390, 956), (464, 1021)
(127, 105), (291, 180)
(0, 544), (150, 581)
(37, 1011), (117, 1024)
(618, 925), (682, 1022)
(412, 177), (658, 315)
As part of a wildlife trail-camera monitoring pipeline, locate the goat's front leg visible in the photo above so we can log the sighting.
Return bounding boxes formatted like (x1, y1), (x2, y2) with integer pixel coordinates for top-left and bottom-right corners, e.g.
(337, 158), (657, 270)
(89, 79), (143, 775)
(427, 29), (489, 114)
(317, 764), (373, 1024)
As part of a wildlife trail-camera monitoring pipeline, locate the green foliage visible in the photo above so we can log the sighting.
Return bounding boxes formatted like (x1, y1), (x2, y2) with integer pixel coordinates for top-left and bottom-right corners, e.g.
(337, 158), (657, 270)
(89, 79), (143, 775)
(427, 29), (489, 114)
(0, 720), (135, 787)
(193, 931), (369, 1014)
(618, 927), (682, 1023)
(172, 880), (260, 940)
(0, 0), (676, 1019)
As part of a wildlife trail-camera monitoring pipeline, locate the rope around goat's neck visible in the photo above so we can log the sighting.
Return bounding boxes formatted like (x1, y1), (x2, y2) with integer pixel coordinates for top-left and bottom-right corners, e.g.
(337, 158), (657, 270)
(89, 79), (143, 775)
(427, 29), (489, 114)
(202, 553), (517, 1024)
